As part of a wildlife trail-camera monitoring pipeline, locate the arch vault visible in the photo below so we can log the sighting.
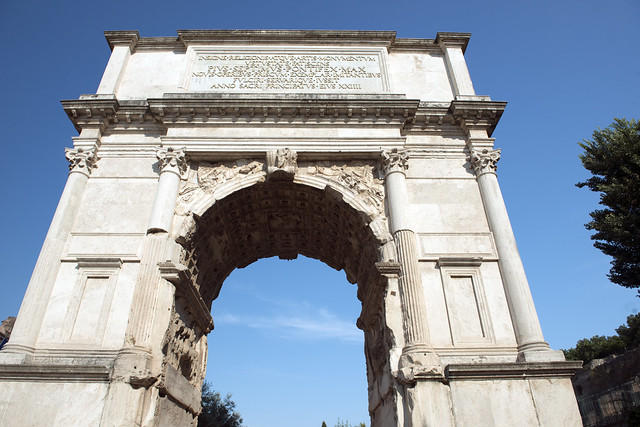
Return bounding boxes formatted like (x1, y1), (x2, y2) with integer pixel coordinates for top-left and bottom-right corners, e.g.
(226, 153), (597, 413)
(0, 30), (582, 426)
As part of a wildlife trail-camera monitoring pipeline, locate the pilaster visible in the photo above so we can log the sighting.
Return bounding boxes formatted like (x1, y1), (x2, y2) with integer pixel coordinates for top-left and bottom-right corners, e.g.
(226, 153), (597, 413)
(97, 31), (139, 95)
(437, 32), (475, 98)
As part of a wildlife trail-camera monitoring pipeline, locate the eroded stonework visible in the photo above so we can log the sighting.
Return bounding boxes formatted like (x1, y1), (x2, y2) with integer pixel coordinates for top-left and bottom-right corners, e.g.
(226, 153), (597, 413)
(0, 30), (582, 427)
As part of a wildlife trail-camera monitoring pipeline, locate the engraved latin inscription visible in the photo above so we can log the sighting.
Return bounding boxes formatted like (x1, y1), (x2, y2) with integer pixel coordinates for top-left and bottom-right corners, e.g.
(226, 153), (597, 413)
(189, 52), (385, 93)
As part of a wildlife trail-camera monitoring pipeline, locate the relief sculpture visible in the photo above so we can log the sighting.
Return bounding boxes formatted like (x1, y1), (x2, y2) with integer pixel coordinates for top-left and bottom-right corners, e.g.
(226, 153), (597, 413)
(300, 160), (385, 215)
(175, 159), (264, 215)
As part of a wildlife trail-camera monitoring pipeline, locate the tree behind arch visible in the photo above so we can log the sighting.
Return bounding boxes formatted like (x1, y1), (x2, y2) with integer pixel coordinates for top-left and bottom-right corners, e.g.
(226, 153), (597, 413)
(198, 381), (243, 427)
(577, 118), (640, 290)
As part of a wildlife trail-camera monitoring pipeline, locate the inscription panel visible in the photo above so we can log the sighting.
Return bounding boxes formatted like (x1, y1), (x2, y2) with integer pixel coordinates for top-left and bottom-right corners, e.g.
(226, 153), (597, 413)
(186, 47), (388, 93)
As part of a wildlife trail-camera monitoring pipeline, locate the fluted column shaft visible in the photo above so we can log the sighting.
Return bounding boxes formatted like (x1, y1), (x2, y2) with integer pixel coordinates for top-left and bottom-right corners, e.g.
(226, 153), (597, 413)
(470, 148), (548, 353)
(6, 148), (98, 355)
(124, 147), (186, 351)
(382, 149), (431, 351)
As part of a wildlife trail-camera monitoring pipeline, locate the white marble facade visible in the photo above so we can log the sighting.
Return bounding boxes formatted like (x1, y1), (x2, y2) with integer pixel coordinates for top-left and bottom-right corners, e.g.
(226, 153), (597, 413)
(0, 30), (582, 426)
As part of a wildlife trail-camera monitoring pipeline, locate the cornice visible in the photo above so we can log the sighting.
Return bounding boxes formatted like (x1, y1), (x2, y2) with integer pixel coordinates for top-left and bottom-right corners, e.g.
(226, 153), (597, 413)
(177, 29), (398, 46)
(61, 95), (505, 136)
(449, 99), (507, 137)
(61, 95), (120, 133)
(104, 31), (140, 52)
(103, 30), (468, 54)
(148, 94), (420, 125)
(435, 32), (471, 53)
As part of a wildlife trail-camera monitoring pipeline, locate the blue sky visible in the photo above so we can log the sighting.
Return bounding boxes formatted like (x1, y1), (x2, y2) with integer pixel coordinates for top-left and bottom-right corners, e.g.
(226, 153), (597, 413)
(0, 1), (639, 426)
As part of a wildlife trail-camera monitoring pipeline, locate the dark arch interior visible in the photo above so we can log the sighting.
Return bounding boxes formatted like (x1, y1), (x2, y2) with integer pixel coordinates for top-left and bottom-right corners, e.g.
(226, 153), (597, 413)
(180, 180), (381, 307)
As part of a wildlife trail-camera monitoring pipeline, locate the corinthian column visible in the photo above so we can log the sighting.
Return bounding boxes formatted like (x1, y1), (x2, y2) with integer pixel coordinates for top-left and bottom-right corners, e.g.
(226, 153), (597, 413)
(381, 149), (442, 381)
(123, 147), (187, 353)
(5, 148), (98, 357)
(470, 148), (560, 361)
(148, 147), (186, 234)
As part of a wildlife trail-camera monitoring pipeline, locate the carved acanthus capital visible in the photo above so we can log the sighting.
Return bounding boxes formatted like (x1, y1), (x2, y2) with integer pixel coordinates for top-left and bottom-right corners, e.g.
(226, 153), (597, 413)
(266, 148), (297, 181)
(65, 147), (99, 175)
(470, 148), (501, 176)
(381, 148), (409, 176)
(157, 147), (187, 175)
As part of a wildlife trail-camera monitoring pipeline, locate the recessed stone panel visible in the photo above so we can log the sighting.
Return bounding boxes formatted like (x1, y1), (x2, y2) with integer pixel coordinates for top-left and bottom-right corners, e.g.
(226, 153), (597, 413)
(186, 47), (389, 93)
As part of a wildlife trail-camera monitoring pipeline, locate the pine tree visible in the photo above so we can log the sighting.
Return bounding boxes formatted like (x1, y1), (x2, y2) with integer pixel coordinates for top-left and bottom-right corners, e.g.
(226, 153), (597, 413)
(198, 381), (243, 427)
(577, 118), (640, 291)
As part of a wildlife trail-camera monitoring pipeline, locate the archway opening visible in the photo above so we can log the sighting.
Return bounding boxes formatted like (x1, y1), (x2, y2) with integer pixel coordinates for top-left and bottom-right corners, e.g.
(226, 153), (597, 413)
(207, 255), (369, 426)
(176, 179), (390, 425)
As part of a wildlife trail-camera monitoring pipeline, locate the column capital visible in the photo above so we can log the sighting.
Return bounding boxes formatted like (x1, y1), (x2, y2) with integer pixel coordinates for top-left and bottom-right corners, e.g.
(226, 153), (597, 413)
(156, 147), (187, 176)
(65, 147), (99, 176)
(470, 148), (501, 176)
(381, 148), (409, 176)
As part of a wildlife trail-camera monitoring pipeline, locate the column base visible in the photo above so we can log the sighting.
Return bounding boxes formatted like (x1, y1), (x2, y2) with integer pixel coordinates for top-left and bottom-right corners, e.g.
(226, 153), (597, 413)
(517, 341), (566, 362)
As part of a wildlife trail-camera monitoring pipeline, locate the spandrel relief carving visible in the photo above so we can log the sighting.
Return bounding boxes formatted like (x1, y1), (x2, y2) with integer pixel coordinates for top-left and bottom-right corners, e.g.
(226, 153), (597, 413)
(300, 160), (385, 215)
(175, 159), (264, 215)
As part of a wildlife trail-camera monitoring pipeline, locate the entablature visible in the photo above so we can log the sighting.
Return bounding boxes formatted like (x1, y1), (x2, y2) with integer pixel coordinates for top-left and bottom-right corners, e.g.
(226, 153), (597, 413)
(61, 94), (506, 138)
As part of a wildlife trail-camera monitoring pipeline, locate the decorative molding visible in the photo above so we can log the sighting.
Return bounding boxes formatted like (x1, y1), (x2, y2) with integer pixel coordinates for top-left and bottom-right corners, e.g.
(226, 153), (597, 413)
(266, 148), (297, 181)
(450, 100), (507, 137)
(61, 95), (507, 139)
(102, 30), (469, 54)
(75, 257), (123, 269)
(435, 32), (471, 53)
(470, 148), (501, 176)
(437, 257), (483, 267)
(380, 148), (409, 176)
(104, 30), (140, 52)
(65, 147), (99, 175)
(375, 261), (402, 276)
(0, 364), (111, 382)
(445, 361), (583, 380)
(156, 147), (187, 175)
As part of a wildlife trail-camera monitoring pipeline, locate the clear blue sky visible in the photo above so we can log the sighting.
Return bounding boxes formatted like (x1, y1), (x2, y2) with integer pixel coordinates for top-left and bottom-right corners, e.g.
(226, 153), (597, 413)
(1, 1), (638, 426)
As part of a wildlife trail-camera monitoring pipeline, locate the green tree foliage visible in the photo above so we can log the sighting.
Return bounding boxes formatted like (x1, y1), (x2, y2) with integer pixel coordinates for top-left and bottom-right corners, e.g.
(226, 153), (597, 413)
(198, 381), (243, 427)
(564, 313), (640, 363)
(577, 118), (640, 291)
(616, 312), (640, 349)
(563, 335), (626, 363)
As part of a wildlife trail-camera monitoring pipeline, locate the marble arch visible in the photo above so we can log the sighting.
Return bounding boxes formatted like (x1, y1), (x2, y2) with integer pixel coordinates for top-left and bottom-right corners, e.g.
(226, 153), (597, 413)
(0, 30), (583, 426)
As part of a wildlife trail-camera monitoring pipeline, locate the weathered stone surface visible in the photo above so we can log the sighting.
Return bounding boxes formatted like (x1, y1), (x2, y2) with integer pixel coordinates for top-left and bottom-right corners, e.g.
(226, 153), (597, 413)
(0, 29), (581, 427)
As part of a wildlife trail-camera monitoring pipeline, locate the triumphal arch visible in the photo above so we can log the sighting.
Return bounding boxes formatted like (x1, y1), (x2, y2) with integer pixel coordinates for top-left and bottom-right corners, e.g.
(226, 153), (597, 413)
(0, 30), (582, 426)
